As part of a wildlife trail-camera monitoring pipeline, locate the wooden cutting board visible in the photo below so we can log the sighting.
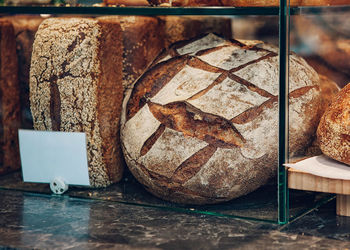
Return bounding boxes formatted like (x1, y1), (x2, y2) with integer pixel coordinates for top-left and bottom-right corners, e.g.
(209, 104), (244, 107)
(288, 167), (350, 216)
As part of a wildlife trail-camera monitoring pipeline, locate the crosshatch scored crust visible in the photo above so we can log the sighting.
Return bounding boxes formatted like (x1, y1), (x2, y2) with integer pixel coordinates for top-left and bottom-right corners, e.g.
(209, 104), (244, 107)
(121, 33), (324, 204)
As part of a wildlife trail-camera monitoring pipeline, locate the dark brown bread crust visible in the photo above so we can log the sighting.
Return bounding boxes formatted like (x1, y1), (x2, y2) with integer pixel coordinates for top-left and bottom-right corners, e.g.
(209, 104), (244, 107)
(97, 16), (165, 89)
(97, 20), (125, 183)
(147, 101), (245, 147)
(317, 83), (350, 165)
(4, 15), (44, 130)
(318, 75), (340, 111)
(98, 16), (166, 182)
(120, 17), (165, 89)
(0, 19), (21, 175)
(126, 56), (190, 121)
(295, 76), (340, 158)
(159, 16), (232, 48)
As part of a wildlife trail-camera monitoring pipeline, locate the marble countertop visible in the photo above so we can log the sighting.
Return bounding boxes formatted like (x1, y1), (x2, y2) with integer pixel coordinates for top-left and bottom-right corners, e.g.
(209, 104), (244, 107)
(0, 188), (350, 249)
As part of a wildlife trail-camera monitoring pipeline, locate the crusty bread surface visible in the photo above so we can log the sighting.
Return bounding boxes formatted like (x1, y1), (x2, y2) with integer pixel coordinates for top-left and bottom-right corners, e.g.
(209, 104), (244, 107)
(0, 19), (21, 175)
(121, 34), (324, 204)
(30, 16), (167, 187)
(317, 83), (350, 165)
(5, 15), (44, 130)
(30, 18), (124, 187)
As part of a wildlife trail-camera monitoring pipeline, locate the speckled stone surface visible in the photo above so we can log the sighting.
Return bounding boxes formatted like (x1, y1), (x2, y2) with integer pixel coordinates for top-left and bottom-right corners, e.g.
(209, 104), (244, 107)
(0, 189), (350, 249)
(0, 171), (335, 223)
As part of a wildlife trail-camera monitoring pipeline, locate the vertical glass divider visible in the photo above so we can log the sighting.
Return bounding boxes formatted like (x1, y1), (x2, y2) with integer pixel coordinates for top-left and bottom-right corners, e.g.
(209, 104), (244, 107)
(278, 0), (290, 224)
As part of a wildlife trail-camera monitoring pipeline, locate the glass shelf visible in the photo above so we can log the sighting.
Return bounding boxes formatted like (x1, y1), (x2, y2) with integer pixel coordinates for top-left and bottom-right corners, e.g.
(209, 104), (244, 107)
(292, 5), (350, 15)
(1, 4), (349, 16)
(0, 170), (334, 224)
(0, 5), (281, 15)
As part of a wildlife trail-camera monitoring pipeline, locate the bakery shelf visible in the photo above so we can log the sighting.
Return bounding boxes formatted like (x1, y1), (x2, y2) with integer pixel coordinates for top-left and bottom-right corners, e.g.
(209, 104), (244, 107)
(2, 0), (346, 226)
(0, 5), (280, 15)
(0, 5), (349, 16)
(0, 1), (290, 225)
(292, 5), (350, 14)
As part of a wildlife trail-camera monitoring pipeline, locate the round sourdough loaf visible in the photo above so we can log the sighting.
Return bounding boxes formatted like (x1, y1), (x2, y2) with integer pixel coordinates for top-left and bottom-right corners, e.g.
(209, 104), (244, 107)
(121, 34), (323, 204)
(293, 15), (350, 88)
(317, 83), (350, 165)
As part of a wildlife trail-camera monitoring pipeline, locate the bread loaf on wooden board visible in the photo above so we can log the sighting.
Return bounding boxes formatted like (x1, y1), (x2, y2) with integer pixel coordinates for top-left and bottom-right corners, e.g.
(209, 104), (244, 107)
(0, 19), (21, 175)
(30, 16), (165, 187)
(121, 33), (324, 204)
(317, 83), (350, 165)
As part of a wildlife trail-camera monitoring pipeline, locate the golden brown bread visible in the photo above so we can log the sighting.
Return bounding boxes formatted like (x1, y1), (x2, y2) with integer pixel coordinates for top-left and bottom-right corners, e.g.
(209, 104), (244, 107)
(121, 34), (324, 204)
(319, 74), (340, 111)
(317, 83), (350, 165)
(0, 19), (21, 175)
(304, 75), (339, 157)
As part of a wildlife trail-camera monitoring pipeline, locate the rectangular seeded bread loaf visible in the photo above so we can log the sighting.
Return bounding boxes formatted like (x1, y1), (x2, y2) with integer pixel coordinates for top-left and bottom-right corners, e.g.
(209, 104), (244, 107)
(0, 19), (21, 175)
(30, 17), (165, 187)
(30, 18), (124, 187)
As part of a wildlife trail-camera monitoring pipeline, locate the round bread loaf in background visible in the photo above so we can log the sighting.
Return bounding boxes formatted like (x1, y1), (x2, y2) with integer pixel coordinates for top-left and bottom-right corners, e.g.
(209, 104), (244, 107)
(317, 83), (350, 165)
(121, 34), (324, 204)
(318, 75), (340, 111)
(302, 75), (339, 157)
(292, 15), (350, 88)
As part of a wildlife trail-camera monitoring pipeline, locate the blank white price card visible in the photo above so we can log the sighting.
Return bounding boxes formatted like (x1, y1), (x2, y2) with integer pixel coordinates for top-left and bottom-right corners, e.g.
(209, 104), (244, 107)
(18, 129), (90, 186)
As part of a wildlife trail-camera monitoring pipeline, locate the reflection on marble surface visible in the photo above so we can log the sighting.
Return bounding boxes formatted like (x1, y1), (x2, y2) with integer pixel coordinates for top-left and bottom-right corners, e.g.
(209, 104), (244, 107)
(20, 195), (90, 247)
(0, 190), (350, 249)
(0, 171), (334, 223)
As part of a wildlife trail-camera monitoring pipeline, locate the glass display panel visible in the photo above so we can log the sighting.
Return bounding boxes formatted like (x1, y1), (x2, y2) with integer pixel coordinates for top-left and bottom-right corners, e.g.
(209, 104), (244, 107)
(288, 4), (350, 220)
(0, 3), (339, 224)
